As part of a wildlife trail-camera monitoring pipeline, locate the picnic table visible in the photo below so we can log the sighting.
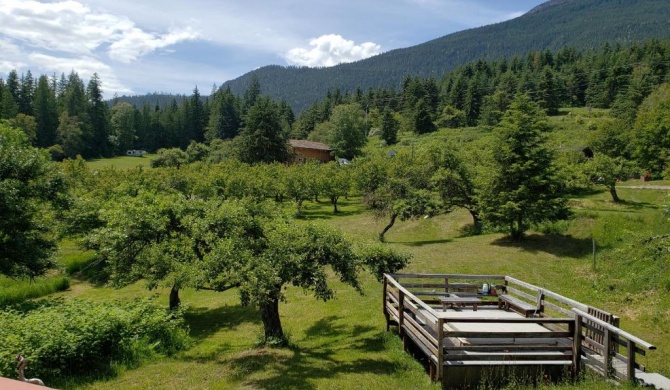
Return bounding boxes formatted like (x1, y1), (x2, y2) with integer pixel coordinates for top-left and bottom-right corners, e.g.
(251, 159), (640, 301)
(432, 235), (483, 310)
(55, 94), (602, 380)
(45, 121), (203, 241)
(439, 294), (481, 311)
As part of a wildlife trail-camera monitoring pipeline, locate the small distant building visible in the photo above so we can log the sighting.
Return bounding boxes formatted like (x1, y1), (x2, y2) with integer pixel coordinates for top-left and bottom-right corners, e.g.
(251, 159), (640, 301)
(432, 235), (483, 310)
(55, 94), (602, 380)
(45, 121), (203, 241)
(126, 150), (147, 157)
(288, 140), (334, 164)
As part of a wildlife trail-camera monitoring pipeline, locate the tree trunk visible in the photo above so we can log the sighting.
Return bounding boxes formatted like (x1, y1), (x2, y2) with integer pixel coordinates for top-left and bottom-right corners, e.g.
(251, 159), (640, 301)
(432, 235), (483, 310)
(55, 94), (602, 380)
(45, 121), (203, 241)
(259, 295), (285, 345)
(468, 209), (482, 234)
(169, 285), (181, 310)
(511, 213), (524, 241)
(379, 214), (397, 243)
(609, 186), (620, 203)
(331, 196), (339, 213)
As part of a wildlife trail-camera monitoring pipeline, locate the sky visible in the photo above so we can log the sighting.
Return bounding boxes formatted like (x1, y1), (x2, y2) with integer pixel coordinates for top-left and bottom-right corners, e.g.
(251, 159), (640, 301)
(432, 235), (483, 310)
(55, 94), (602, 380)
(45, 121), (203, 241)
(0, 0), (547, 98)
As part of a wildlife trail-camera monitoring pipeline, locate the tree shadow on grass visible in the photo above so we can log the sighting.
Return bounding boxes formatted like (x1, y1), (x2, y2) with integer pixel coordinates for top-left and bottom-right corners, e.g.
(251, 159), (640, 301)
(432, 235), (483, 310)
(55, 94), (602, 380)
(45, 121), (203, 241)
(491, 234), (594, 258)
(227, 317), (398, 389)
(184, 304), (259, 341)
(297, 208), (364, 221)
(388, 238), (453, 247)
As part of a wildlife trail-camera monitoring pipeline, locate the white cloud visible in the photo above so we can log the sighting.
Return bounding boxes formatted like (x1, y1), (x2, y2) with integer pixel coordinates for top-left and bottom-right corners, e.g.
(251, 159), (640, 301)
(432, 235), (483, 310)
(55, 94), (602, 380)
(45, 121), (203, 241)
(108, 27), (199, 63)
(284, 34), (381, 67)
(0, 0), (199, 61)
(0, 38), (26, 72)
(28, 53), (133, 95)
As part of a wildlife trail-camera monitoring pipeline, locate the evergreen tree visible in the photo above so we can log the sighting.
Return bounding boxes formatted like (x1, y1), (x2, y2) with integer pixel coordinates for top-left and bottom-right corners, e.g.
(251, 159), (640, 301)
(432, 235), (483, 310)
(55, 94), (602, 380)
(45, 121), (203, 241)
(481, 94), (568, 240)
(87, 73), (111, 156)
(380, 108), (399, 145)
(243, 74), (261, 112)
(413, 99), (436, 135)
(206, 87), (240, 141)
(188, 86), (206, 143)
(33, 75), (58, 148)
(6, 70), (20, 102)
(239, 96), (288, 164)
(18, 70), (34, 115)
(0, 83), (18, 119)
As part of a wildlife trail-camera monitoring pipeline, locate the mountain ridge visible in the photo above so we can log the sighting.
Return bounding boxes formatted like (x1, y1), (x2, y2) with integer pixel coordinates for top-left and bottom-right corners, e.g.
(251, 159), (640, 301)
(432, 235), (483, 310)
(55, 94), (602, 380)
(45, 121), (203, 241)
(216, 0), (670, 112)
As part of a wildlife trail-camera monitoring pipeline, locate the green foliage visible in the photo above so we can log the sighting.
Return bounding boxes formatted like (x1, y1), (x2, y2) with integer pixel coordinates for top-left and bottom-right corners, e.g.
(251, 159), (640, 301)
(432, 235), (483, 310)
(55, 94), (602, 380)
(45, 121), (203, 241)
(327, 103), (368, 159)
(380, 108), (399, 145)
(238, 96), (289, 164)
(0, 298), (190, 380)
(480, 94), (568, 240)
(151, 148), (188, 168)
(0, 123), (67, 278)
(357, 243), (411, 282)
(583, 155), (639, 202)
(632, 82), (670, 177)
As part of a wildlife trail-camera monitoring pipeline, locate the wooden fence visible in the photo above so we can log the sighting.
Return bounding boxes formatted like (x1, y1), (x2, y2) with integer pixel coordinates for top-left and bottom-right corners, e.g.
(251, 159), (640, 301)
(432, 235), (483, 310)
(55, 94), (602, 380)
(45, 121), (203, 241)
(383, 273), (656, 385)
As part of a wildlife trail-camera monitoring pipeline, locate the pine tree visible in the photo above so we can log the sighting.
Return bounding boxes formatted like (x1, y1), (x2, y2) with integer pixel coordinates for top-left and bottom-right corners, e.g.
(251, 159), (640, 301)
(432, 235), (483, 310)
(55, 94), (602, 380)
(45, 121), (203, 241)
(239, 96), (288, 164)
(413, 99), (436, 135)
(87, 73), (111, 156)
(481, 94), (568, 240)
(33, 75), (59, 148)
(380, 108), (399, 145)
(18, 70), (34, 115)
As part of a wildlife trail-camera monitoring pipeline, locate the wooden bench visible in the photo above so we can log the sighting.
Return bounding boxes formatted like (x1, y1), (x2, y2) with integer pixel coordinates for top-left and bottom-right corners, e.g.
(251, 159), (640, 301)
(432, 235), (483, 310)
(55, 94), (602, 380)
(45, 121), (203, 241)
(498, 290), (544, 318)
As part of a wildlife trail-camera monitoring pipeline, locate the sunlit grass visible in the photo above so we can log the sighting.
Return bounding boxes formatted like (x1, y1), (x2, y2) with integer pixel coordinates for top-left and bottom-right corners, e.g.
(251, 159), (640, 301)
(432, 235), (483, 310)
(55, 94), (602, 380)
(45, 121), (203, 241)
(86, 154), (156, 170)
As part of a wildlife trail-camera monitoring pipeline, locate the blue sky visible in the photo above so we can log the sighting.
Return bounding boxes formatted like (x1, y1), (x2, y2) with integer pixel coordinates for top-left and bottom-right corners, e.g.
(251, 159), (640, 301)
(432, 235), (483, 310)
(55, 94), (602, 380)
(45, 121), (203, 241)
(0, 0), (546, 97)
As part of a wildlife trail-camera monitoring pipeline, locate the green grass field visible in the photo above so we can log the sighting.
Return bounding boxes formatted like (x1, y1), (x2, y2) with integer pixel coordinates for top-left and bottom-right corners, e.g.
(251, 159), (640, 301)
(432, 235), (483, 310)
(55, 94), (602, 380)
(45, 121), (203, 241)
(30, 182), (667, 390)
(86, 154), (156, 170)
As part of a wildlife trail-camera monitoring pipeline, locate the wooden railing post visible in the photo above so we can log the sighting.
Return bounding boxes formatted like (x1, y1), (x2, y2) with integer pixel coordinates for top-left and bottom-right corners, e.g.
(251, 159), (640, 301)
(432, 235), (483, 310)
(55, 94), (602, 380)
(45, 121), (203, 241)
(437, 318), (444, 382)
(398, 289), (405, 336)
(573, 313), (582, 379)
(382, 275), (390, 331)
(627, 339), (636, 382)
(604, 328), (612, 377)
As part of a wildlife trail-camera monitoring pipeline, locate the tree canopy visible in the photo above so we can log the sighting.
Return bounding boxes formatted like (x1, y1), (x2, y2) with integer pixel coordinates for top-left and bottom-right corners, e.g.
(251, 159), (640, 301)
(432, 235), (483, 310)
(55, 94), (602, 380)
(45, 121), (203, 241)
(0, 122), (66, 278)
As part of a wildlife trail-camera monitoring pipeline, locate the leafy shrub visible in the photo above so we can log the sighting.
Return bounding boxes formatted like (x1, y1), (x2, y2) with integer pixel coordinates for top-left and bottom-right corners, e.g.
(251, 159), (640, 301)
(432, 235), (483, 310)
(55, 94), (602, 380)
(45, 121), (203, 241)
(0, 297), (190, 380)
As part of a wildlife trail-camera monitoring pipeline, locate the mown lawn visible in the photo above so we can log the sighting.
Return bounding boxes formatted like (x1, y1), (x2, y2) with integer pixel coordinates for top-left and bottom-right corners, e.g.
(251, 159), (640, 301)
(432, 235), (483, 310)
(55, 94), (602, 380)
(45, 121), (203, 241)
(41, 183), (670, 389)
(86, 154), (156, 170)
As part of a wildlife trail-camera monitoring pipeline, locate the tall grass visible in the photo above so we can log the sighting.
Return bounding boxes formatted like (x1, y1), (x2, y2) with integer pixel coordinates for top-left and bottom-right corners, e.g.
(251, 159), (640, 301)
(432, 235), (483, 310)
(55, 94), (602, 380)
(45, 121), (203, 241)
(0, 276), (70, 307)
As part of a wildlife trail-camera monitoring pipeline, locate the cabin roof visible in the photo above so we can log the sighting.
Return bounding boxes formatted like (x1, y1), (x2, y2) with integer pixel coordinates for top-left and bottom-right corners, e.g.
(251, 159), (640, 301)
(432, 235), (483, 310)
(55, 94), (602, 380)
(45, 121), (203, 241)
(288, 139), (332, 151)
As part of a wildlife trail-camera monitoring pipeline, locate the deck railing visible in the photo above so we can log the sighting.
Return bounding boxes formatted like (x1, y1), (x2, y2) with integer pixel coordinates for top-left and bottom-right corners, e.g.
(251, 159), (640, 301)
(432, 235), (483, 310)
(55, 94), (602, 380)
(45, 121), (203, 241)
(383, 273), (656, 384)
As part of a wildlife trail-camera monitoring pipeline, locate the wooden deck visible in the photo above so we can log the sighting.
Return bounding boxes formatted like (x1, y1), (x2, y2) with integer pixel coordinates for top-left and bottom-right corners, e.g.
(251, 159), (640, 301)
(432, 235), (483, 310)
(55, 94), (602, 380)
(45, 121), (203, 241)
(383, 273), (657, 388)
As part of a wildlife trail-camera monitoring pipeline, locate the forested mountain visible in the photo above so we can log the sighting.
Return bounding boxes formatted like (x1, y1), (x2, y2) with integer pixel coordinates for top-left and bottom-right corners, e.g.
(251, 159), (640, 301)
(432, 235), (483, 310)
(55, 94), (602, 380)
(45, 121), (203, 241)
(222, 0), (670, 112)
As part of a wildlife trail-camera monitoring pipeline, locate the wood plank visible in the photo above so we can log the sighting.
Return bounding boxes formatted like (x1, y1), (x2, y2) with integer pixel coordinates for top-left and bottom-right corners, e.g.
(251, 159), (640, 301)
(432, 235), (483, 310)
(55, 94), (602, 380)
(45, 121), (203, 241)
(445, 331), (573, 338)
(443, 360), (572, 366)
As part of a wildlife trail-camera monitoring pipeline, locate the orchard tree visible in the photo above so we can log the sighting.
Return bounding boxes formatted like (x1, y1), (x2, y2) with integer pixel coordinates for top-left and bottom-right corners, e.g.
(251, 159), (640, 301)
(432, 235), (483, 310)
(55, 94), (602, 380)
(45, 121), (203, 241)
(88, 193), (262, 309)
(0, 122), (66, 278)
(321, 162), (351, 213)
(217, 220), (410, 345)
(430, 143), (486, 234)
(356, 150), (436, 242)
(480, 94), (568, 240)
(584, 154), (638, 202)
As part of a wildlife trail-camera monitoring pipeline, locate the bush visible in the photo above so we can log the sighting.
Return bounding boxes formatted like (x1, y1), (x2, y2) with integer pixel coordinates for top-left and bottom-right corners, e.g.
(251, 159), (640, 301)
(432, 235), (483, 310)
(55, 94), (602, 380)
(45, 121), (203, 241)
(0, 297), (190, 380)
